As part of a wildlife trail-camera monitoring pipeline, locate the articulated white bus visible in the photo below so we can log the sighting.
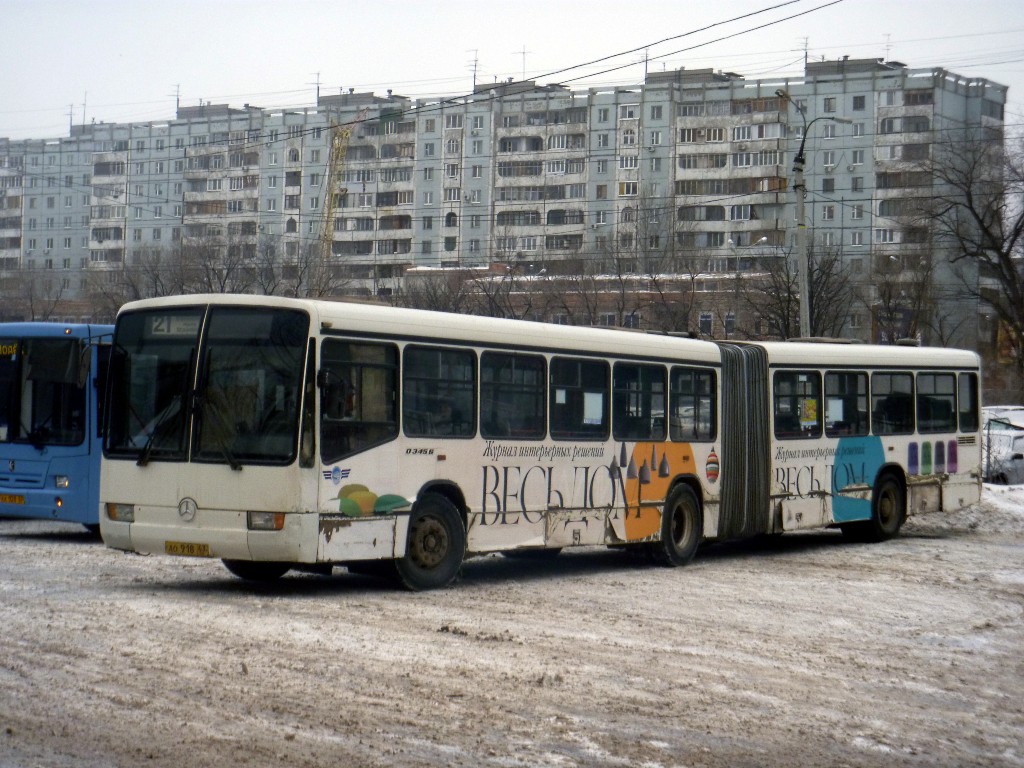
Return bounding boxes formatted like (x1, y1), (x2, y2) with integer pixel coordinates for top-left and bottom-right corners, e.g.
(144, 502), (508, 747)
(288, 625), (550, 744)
(99, 295), (982, 589)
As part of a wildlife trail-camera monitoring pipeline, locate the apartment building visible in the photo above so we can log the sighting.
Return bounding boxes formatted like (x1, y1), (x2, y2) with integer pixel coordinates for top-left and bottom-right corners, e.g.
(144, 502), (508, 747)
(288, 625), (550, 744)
(0, 58), (1007, 348)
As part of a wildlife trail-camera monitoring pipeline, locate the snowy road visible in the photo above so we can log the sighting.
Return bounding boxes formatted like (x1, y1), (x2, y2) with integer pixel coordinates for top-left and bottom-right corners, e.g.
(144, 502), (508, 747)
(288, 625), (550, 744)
(1, 487), (1023, 767)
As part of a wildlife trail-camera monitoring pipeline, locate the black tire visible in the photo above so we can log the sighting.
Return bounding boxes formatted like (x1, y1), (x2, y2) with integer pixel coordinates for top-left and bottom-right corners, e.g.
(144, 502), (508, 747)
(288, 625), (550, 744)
(652, 484), (701, 567)
(222, 559), (291, 582)
(394, 493), (465, 591)
(851, 474), (905, 543)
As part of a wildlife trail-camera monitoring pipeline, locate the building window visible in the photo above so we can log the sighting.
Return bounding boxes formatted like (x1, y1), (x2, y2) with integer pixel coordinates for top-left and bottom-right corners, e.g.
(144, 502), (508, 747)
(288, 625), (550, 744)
(823, 97), (836, 112)
(699, 313), (713, 336)
(851, 231), (864, 246)
(822, 205), (835, 221)
(822, 178), (835, 193)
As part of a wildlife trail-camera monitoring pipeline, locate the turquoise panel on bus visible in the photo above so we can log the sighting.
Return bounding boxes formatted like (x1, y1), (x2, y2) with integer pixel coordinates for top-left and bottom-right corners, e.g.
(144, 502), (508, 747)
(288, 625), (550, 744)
(831, 435), (885, 523)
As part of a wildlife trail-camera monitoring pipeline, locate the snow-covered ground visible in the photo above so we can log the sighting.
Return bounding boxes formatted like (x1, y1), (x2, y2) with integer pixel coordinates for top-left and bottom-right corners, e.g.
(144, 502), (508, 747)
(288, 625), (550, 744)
(1, 486), (1022, 767)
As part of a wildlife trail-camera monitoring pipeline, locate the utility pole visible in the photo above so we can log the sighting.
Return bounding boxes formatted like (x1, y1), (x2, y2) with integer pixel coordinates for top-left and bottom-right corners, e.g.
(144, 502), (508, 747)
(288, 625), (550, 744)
(776, 89), (851, 338)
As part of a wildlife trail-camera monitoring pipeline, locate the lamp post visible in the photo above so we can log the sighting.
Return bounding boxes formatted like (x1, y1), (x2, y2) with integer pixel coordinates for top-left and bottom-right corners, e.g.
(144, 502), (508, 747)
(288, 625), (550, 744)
(776, 89), (852, 338)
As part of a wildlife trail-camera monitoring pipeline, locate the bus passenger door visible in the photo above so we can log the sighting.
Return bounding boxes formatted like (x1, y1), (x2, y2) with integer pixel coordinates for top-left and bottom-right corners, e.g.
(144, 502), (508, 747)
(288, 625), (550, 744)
(771, 370), (829, 530)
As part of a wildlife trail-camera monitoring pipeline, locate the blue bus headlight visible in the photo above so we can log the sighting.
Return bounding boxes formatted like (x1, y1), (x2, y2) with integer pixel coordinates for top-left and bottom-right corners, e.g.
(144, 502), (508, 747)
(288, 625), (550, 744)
(106, 503), (135, 523)
(55, 475), (70, 489)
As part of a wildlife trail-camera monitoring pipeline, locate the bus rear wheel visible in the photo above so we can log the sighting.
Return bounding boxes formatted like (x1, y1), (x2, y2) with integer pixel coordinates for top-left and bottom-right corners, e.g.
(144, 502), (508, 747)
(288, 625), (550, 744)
(222, 559), (291, 582)
(394, 493), (465, 591)
(653, 484), (701, 567)
(844, 474), (905, 543)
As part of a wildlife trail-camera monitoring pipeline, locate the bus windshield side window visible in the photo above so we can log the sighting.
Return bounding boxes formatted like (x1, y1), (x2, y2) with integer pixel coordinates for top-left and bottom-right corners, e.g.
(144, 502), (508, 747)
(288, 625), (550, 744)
(773, 371), (822, 439)
(917, 373), (956, 433)
(480, 351), (545, 439)
(320, 340), (399, 463)
(613, 362), (666, 441)
(403, 346), (476, 438)
(550, 357), (609, 441)
(958, 372), (979, 432)
(670, 366), (716, 442)
(871, 372), (914, 435)
(825, 371), (869, 437)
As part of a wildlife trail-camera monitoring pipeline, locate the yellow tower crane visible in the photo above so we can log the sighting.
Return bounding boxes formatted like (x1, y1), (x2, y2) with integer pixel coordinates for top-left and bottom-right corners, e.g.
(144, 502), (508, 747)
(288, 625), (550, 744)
(319, 108), (368, 264)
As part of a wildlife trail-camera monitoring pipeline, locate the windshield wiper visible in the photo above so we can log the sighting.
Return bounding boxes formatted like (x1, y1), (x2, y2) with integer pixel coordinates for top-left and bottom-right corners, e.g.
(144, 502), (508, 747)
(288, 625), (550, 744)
(196, 394), (243, 471)
(136, 398), (183, 466)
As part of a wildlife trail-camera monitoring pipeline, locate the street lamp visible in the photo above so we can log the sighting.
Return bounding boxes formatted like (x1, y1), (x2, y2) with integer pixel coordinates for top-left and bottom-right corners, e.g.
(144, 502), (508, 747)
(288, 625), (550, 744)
(776, 89), (852, 338)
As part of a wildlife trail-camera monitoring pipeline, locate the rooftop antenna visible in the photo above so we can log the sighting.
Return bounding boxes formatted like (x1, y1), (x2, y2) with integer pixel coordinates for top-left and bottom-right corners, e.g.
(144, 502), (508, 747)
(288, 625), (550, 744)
(884, 33), (891, 61)
(467, 49), (479, 89)
(514, 44), (529, 81)
(309, 71), (321, 102)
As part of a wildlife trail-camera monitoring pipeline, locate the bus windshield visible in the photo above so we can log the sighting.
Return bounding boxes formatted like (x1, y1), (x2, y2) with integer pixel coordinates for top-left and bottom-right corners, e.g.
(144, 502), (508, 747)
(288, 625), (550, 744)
(105, 306), (309, 466)
(0, 336), (87, 448)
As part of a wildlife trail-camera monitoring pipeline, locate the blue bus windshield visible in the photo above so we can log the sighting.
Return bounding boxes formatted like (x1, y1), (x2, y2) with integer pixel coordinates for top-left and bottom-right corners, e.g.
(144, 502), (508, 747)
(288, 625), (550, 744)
(0, 324), (112, 530)
(0, 337), (87, 447)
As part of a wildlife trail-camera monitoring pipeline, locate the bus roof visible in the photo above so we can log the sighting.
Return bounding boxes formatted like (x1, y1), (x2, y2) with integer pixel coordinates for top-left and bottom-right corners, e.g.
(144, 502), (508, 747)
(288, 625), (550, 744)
(744, 339), (980, 370)
(0, 322), (114, 339)
(116, 295), (981, 371)
(116, 294), (724, 364)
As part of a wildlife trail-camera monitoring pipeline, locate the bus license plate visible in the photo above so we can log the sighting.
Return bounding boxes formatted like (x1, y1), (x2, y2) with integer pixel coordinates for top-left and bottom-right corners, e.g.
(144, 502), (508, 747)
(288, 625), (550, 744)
(165, 541), (212, 557)
(0, 494), (25, 504)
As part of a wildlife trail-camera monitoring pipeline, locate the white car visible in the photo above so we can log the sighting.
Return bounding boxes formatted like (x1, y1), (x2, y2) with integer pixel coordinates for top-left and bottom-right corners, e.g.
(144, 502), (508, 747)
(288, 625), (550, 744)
(983, 428), (1024, 485)
(983, 405), (1024, 431)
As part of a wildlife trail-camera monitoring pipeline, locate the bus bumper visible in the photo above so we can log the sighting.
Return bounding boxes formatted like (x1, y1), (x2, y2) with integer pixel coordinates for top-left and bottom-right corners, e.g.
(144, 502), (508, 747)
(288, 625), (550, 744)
(100, 505), (319, 563)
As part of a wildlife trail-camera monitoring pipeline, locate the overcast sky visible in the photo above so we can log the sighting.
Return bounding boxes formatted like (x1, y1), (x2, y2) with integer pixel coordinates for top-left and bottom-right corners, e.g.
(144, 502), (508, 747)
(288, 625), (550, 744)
(2, 0), (1023, 141)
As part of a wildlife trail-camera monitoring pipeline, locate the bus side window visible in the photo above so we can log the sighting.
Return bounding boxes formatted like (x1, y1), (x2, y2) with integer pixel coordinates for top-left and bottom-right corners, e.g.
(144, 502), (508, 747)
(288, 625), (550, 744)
(871, 372), (914, 435)
(917, 373), (956, 433)
(612, 362), (666, 442)
(669, 366), (716, 442)
(320, 340), (399, 463)
(402, 345), (476, 438)
(825, 371), (869, 437)
(773, 370), (822, 439)
(957, 372), (979, 432)
(480, 351), (545, 440)
(550, 357), (609, 441)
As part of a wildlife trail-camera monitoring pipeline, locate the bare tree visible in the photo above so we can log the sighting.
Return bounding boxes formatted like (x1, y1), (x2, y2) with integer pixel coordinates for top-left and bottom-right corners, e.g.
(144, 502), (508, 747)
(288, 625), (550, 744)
(397, 267), (475, 314)
(927, 129), (1024, 389)
(742, 245), (854, 339)
(8, 268), (65, 321)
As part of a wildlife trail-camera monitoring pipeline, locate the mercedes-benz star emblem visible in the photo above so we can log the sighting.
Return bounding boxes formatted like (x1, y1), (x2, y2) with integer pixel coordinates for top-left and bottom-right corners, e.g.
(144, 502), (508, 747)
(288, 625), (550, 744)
(177, 497), (198, 522)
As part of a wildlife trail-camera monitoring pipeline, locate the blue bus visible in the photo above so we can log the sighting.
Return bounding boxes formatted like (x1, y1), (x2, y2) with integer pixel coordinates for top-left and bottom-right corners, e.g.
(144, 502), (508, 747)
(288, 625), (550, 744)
(0, 323), (113, 532)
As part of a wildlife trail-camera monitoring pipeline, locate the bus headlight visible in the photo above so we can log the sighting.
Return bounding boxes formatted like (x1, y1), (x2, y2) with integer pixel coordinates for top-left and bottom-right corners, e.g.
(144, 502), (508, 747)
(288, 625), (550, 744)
(248, 511), (285, 531)
(55, 475), (70, 489)
(106, 503), (135, 523)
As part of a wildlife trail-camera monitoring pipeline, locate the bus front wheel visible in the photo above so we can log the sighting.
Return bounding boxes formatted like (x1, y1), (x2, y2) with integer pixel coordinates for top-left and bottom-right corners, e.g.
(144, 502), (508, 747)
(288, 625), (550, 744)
(222, 559), (291, 582)
(653, 484), (701, 567)
(395, 493), (466, 591)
